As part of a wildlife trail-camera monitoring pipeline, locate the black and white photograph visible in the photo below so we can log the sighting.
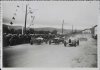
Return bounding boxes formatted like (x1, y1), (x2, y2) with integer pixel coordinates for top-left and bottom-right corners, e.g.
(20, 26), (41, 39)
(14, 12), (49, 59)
(2, 1), (99, 68)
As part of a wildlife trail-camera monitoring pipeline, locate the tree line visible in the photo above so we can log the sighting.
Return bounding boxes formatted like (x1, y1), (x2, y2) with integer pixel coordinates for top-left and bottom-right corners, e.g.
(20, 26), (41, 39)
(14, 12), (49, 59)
(3, 24), (57, 35)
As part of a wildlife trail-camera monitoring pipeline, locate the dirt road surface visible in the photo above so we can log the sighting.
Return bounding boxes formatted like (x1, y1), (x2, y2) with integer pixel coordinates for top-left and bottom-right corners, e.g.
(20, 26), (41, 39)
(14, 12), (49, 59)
(3, 34), (97, 67)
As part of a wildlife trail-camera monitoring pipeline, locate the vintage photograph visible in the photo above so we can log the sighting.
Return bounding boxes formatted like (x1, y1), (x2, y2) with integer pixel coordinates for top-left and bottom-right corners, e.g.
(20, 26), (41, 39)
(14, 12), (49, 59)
(2, 1), (99, 67)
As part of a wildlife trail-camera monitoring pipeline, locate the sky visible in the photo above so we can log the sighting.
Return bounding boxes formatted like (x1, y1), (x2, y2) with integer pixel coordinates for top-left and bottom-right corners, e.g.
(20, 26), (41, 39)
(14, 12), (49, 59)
(2, 1), (99, 30)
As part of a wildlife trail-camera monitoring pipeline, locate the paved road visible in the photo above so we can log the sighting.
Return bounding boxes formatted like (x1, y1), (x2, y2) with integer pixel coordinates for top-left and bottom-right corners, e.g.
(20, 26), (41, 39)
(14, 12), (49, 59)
(3, 34), (97, 67)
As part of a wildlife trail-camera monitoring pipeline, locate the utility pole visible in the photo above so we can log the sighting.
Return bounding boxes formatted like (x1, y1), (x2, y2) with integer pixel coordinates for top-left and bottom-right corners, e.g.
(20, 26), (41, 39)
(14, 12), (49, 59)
(24, 4), (28, 34)
(62, 20), (64, 35)
(24, 4), (38, 34)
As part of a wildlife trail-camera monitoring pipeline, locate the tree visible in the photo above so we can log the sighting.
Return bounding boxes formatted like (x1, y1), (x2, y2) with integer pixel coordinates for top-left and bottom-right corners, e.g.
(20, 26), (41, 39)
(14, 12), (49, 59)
(11, 29), (15, 34)
(29, 28), (34, 34)
(51, 30), (57, 35)
(3, 25), (10, 34)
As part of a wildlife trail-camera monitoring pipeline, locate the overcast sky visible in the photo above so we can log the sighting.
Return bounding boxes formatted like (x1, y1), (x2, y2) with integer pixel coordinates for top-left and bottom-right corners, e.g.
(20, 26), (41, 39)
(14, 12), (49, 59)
(2, 1), (99, 30)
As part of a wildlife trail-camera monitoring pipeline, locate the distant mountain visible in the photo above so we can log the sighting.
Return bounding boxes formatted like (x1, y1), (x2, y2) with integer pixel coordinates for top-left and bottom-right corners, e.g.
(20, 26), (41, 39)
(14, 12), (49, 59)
(34, 27), (72, 34)
(3, 24), (73, 34)
(3, 24), (22, 30)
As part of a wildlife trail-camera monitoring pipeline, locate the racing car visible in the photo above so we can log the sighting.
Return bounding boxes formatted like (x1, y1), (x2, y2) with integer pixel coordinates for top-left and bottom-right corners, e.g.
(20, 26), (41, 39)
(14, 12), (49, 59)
(49, 37), (64, 45)
(30, 36), (44, 45)
(64, 36), (79, 47)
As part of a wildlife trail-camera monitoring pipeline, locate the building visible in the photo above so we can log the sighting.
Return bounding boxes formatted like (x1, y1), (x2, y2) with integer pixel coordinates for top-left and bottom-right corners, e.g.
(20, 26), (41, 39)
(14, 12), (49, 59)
(91, 25), (97, 39)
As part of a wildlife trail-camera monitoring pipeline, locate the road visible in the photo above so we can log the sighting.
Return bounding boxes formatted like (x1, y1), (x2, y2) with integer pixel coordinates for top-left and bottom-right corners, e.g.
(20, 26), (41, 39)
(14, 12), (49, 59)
(3, 34), (97, 67)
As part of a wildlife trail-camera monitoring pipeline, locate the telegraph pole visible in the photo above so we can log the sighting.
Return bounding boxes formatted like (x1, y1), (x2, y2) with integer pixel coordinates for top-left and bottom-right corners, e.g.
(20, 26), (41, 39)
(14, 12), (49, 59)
(23, 4), (38, 34)
(62, 20), (64, 35)
(24, 4), (28, 34)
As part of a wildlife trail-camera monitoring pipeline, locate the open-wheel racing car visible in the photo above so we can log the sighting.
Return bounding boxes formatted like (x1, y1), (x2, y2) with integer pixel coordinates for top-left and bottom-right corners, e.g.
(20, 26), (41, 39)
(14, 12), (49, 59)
(64, 37), (79, 47)
(30, 36), (44, 45)
(49, 37), (64, 45)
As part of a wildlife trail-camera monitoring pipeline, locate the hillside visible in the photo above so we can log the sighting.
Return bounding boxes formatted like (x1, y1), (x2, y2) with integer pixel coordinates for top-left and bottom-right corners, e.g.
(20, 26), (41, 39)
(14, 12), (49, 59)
(3, 24), (73, 34)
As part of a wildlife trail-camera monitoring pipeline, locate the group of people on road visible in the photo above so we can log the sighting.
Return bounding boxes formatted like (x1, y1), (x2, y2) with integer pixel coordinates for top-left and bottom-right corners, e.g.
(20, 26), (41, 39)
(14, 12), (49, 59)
(3, 33), (80, 47)
(3, 33), (31, 47)
(3, 33), (56, 47)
